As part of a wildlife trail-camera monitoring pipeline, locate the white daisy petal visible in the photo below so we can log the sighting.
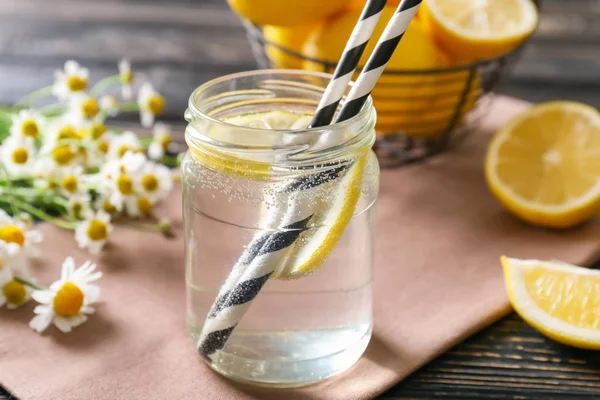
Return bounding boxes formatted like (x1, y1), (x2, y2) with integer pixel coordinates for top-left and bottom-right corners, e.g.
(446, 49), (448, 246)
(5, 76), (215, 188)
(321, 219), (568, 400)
(32, 290), (53, 304)
(29, 312), (53, 333)
(53, 316), (73, 333)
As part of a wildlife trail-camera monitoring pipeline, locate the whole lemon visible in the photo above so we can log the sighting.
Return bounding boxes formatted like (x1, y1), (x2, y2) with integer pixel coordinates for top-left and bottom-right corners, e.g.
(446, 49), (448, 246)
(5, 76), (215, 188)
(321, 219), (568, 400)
(228, 0), (351, 27)
(302, 6), (446, 135)
(263, 25), (317, 69)
(347, 0), (401, 9)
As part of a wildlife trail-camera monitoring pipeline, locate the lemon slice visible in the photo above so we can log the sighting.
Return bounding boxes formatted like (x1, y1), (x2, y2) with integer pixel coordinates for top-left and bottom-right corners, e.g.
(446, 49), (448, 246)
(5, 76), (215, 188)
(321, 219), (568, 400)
(502, 256), (600, 349)
(421, 0), (538, 62)
(485, 101), (600, 229)
(272, 155), (367, 279)
(189, 110), (312, 181)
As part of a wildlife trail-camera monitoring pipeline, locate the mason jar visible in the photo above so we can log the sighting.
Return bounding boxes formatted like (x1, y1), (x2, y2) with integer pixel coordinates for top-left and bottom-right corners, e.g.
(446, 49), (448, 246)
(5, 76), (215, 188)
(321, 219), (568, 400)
(181, 70), (379, 387)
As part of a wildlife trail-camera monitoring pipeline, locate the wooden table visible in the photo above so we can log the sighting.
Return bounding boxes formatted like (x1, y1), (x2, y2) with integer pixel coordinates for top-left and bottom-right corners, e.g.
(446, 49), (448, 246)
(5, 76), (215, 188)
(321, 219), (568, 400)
(1, 0), (600, 398)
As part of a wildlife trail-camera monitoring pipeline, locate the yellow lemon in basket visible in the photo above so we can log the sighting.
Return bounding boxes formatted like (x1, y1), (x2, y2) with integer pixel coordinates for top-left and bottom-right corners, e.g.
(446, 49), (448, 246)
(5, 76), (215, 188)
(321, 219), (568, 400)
(263, 25), (317, 69)
(302, 7), (443, 134)
(227, 0), (351, 27)
(302, 7), (440, 72)
(486, 101), (600, 228)
(347, 0), (401, 9)
(421, 0), (538, 63)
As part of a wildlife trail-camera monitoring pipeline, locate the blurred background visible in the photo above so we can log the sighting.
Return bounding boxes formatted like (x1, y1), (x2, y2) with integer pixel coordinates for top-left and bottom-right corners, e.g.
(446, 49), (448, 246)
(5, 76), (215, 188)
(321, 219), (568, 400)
(2, 0), (599, 124)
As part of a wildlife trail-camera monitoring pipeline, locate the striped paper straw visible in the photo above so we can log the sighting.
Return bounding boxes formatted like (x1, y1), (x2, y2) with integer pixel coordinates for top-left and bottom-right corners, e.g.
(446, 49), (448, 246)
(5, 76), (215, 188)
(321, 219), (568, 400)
(309, 0), (387, 128)
(336, 0), (422, 123)
(199, 166), (349, 357)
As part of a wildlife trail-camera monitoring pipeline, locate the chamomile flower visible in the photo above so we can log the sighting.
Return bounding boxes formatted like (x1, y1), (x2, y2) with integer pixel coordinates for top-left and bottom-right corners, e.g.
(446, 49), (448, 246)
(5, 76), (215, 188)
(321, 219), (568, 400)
(125, 195), (155, 218)
(107, 130), (143, 160)
(75, 211), (113, 254)
(119, 59), (134, 100)
(29, 257), (102, 333)
(99, 95), (119, 117)
(0, 269), (33, 310)
(52, 60), (89, 101)
(41, 119), (82, 165)
(95, 193), (118, 215)
(102, 151), (146, 211)
(137, 82), (165, 127)
(0, 209), (43, 262)
(1, 135), (36, 176)
(10, 109), (44, 140)
(67, 192), (92, 220)
(58, 166), (85, 195)
(135, 162), (173, 202)
(69, 93), (100, 122)
(148, 122), (172, 160)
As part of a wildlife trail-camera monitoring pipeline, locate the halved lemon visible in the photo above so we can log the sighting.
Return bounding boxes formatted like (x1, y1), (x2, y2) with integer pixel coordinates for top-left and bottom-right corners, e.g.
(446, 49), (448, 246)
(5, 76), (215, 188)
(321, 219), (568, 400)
(502, 256), (600, 349)
(421, 0), (538, 63)
(272, 154), (368, 279)
(485, 101), (600, 228)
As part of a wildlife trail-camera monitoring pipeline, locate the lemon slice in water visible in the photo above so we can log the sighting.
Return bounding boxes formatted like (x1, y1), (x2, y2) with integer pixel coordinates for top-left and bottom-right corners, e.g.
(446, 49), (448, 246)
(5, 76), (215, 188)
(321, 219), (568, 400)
(190, 110), (369, 279)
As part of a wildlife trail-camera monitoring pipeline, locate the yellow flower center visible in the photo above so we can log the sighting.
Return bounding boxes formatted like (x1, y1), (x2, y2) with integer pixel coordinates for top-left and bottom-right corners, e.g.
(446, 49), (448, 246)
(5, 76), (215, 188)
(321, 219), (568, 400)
(102, 199), (117, 214)
(118, 145), (131, 158)
(87, 219), (108, 241)
(62, 176), (78, 193)
(147, 95), (165, 115)
(98, 141), (109, 154)
(0, 225), (25, 246)
(138, 196), (153, 216)
(11, 148), (29, 164)
(120, 70), (134, 84)
(66, 75), (87, 92)
(81, 98), (99, 119)
(53, 282), (84, 317)
(141, 174), (159, 192)
(52, 145), (76, 165)
(21, 119), (39, 138)
(58, 125), (79, 141)
(117, 174), (133, 195)
(91, 123), (106, 140)
(0, 258), (3, 269)
(3, 280), (27, 306)
(160, 134), (171, 151)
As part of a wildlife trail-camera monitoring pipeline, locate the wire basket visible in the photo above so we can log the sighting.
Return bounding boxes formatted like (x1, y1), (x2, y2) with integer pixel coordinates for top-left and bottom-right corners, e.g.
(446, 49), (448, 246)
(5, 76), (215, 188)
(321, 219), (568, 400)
(241, 8), (539, 167)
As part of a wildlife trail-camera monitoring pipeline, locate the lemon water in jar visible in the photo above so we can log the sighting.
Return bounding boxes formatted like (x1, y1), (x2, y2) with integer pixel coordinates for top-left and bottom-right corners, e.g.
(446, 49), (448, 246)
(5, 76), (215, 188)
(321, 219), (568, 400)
(182, 70), (379, 387)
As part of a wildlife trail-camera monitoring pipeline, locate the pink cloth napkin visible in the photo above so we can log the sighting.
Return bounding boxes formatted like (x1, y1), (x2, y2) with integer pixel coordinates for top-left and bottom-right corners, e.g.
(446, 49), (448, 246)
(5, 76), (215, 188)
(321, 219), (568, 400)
(1, 96), (600, 400)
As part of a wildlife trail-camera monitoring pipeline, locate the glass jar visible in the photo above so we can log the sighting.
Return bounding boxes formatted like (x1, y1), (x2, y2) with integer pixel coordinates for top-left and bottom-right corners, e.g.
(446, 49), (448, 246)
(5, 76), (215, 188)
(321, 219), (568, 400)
(182, 70), (379, 387)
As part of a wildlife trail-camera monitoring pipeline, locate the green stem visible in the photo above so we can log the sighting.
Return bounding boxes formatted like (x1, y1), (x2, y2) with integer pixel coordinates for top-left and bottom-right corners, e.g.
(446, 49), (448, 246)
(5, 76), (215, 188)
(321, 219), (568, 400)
(13, 277), (46, 291)
(159, 155), (179, 167)
(90, 75), (121, 97)
(40, 103), (66, 117)
(117, 102), (139, 113)
(10, 197), (76, 230)
(14, 86), (53, 108)
(0, 164), (19, 216)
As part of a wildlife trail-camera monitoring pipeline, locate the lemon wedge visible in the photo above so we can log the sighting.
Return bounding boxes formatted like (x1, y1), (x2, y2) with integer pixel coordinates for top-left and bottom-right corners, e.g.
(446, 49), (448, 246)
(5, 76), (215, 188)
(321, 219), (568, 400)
(272, 155), (367, 279)
(485, 101), (600, 228)
(421, 0), (538, 62)
(502, 256), (600, 349)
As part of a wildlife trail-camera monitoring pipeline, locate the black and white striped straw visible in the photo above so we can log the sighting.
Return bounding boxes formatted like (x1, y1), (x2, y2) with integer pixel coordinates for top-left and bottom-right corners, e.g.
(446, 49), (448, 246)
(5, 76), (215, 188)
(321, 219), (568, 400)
(336, 0), (422, 123)
(198, 0), (423, 360)
(309, 0), (387, 128)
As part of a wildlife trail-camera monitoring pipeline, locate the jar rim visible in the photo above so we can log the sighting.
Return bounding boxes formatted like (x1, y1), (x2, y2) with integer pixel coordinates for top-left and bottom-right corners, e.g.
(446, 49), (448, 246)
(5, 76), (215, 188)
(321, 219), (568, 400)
(187, 69), (374, 135)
